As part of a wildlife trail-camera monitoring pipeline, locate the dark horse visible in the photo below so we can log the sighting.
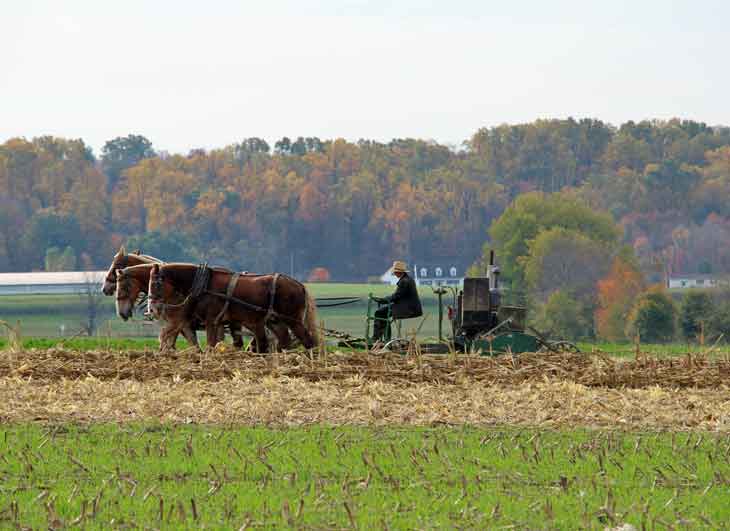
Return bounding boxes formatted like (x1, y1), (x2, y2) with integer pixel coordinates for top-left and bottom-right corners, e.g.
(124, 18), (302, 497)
(147, 263), (318, 352)
(115, 263), (210, 350)
(104, 247), (203, 350)
(106, 247), (260, 350)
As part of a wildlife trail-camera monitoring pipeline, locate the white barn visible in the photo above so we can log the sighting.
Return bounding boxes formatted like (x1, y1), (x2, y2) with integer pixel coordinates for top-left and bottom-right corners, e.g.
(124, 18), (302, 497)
(667, 275), (728, 289)
(0, 271), (106, 295)
(380, 263), (464, 287)
(414, 264), (463, 287)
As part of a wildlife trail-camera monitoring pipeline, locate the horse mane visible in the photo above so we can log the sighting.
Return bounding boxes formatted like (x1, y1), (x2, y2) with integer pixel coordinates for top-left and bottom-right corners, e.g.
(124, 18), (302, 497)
(122, 263), (157, 281)
(158, 263), (200, 291)
(125, 253), (161, 264)
(137, 254), (162, 263)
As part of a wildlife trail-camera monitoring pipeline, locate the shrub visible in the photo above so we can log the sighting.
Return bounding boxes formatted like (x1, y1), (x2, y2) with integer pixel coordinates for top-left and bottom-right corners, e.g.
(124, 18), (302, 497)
(625, 288), (677, 343)
(533, 290), (591, 340)
(680, 290), (714, 341)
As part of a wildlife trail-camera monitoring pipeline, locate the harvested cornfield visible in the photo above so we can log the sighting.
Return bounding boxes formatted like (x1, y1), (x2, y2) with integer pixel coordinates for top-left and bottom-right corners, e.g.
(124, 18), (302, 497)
(1, 346), (730, 388)
(2, 347), (730, 429)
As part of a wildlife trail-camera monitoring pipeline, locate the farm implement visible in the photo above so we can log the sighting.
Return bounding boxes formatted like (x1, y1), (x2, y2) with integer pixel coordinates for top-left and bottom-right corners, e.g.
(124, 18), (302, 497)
(326, 251), (580, 356)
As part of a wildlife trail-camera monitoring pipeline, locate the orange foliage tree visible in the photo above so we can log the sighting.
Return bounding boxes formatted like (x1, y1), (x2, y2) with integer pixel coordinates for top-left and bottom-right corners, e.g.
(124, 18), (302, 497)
(595, 256), (645, 341)
(308, 267), (331, 282)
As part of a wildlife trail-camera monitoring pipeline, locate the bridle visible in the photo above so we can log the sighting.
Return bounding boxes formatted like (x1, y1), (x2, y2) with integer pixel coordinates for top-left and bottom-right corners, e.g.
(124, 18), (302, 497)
(115, 271), (149, 316)
(148, 272), (191, 320)
(106, 254), (128, 288)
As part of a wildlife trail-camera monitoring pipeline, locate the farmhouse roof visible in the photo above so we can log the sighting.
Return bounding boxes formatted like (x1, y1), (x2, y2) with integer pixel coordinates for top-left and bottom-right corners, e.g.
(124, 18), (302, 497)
(668, 274), (721, 281)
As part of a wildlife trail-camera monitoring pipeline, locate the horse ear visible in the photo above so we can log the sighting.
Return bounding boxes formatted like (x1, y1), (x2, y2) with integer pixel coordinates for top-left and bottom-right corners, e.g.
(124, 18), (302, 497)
(134, 249), (141, 255)
(119, 245), (126, 256)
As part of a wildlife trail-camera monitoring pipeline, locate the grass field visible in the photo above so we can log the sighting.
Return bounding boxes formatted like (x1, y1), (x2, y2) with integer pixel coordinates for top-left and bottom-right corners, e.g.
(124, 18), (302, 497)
(4, 284), (730, 358)
(1, 424), (727, 529)
(2, 343), (730, 528)
(0, 283), (448, 341)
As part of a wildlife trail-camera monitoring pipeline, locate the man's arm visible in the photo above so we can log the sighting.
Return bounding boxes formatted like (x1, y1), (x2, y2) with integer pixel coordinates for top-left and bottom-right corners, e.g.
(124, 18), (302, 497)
(382, 278), (408, 304)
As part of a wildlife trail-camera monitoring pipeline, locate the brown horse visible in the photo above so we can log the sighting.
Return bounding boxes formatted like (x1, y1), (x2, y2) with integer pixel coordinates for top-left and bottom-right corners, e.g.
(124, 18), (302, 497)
(105, 247), (235, 350)
(115, 264), (208, 350)
(102, 246), (160, 296)
(147, 263), (318, 352)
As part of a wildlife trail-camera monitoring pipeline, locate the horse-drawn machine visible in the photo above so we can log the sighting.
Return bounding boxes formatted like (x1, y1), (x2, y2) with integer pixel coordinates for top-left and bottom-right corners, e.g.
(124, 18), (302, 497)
(349, 251), (579, 355)
(106, 247), (578, 356)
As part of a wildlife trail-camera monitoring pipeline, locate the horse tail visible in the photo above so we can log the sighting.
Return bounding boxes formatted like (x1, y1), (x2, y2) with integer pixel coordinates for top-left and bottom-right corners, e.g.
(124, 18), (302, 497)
(303, 287), (319, 347)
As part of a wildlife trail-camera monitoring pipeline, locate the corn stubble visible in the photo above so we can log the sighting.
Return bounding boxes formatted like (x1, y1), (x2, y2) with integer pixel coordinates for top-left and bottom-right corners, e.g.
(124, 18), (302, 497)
(1, 347), (730, 429)
(2, 346), (730, 527)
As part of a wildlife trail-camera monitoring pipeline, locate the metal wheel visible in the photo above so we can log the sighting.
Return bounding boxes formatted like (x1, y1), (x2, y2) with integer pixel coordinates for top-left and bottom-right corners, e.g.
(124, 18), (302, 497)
(382, 338), (411, 352)
(549, 340), (581, 353)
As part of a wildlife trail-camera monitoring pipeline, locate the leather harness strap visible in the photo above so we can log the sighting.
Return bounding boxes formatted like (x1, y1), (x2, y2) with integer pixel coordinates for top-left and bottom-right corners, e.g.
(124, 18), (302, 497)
(266, 273), (279, 321)
(213, 272), (241, 325)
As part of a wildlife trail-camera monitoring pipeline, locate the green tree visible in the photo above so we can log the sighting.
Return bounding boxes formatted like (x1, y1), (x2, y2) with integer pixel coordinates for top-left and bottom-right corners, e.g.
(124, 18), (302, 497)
(625, 289), (677, 343)
(533, 290), (591, 340)
(481, 192), (619, 287)
(523, 227), (612, 303)
(680, 290), (714, 341)
(20, 210), (82, 270)
(45, 246), (77, 271)
(707, 298), (730, 343)
(101, 134), (155, 190)
(125, 231), (195, 262)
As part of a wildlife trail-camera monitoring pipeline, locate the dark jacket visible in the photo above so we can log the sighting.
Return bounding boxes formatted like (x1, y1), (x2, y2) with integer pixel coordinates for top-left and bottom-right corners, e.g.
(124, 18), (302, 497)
(384, 273), (423, 319)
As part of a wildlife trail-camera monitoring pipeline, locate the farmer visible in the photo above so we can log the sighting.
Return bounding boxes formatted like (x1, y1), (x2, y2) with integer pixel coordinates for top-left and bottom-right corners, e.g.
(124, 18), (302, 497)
(372, 260), (423, 343)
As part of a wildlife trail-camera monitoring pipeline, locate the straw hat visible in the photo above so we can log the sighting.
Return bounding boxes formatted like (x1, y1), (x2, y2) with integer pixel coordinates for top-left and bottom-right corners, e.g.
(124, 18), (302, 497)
(391, 260), (409, 273)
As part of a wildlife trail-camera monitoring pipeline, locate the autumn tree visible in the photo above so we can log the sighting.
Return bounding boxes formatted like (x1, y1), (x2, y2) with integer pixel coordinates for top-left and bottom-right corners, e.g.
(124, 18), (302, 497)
(595, 255), (645, 341)
(44, 246), (76, 271)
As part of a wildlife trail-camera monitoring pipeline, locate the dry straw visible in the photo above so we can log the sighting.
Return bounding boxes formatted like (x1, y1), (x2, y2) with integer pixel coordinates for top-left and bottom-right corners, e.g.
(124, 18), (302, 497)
(1, 347), (730, 389)
(3, 347), (730, 429)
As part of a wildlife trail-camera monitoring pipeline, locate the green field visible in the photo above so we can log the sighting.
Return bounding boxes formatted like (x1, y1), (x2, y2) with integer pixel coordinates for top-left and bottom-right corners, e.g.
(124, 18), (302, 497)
(0, 424), (726, 529)
(3, 283), (729, 357)
(0, 283), (449, 341)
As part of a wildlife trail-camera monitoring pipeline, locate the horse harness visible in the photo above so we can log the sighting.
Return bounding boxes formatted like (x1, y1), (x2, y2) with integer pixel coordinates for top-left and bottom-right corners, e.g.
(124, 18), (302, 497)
(162, 265), (290, 325)
(115, 265), (150, 311)
(205, 269), (283, 324)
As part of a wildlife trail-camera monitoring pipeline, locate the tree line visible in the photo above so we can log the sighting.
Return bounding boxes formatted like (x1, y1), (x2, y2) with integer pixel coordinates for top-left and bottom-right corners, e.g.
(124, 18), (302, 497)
(1, 118), (730, 288)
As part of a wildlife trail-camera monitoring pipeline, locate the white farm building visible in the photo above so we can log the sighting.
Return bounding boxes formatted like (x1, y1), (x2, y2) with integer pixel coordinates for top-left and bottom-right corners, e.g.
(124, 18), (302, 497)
(667, 275), (729, 290)
(0, 271), (106, 295)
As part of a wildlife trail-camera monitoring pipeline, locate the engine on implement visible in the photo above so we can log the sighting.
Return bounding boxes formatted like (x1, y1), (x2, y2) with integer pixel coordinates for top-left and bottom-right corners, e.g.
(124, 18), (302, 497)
(447, 251), (578, 354)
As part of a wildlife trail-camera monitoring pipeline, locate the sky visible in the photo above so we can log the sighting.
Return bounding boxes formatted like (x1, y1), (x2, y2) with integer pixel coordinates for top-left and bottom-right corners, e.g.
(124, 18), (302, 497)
(2, 0), (728, 155)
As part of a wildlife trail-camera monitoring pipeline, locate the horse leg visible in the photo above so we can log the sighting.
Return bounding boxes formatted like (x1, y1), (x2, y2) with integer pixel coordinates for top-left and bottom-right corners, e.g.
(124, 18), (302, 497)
(290, 321), (316, 349)
(158, 324), (178, 352)
(230, 322), (245, 349)
(217, 324), (226, 343)
(269, 321), (292, 350)
(180, 323), (200, 350)
(206, 321), (220, 350)
(251, 322), (269, 353)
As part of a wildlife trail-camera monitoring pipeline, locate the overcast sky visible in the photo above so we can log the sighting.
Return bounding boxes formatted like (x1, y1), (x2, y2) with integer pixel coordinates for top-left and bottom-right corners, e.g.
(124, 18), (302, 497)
(2, 0), (728, 155)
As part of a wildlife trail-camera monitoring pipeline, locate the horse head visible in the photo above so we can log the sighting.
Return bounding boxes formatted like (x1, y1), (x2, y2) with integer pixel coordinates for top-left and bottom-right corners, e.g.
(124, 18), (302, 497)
(115, 266), (146, 321)
(147, 264), (166, 319)
(102, 246), (126, 295)
(147, 264), (192, 321)
(103, 247), (162, 296)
